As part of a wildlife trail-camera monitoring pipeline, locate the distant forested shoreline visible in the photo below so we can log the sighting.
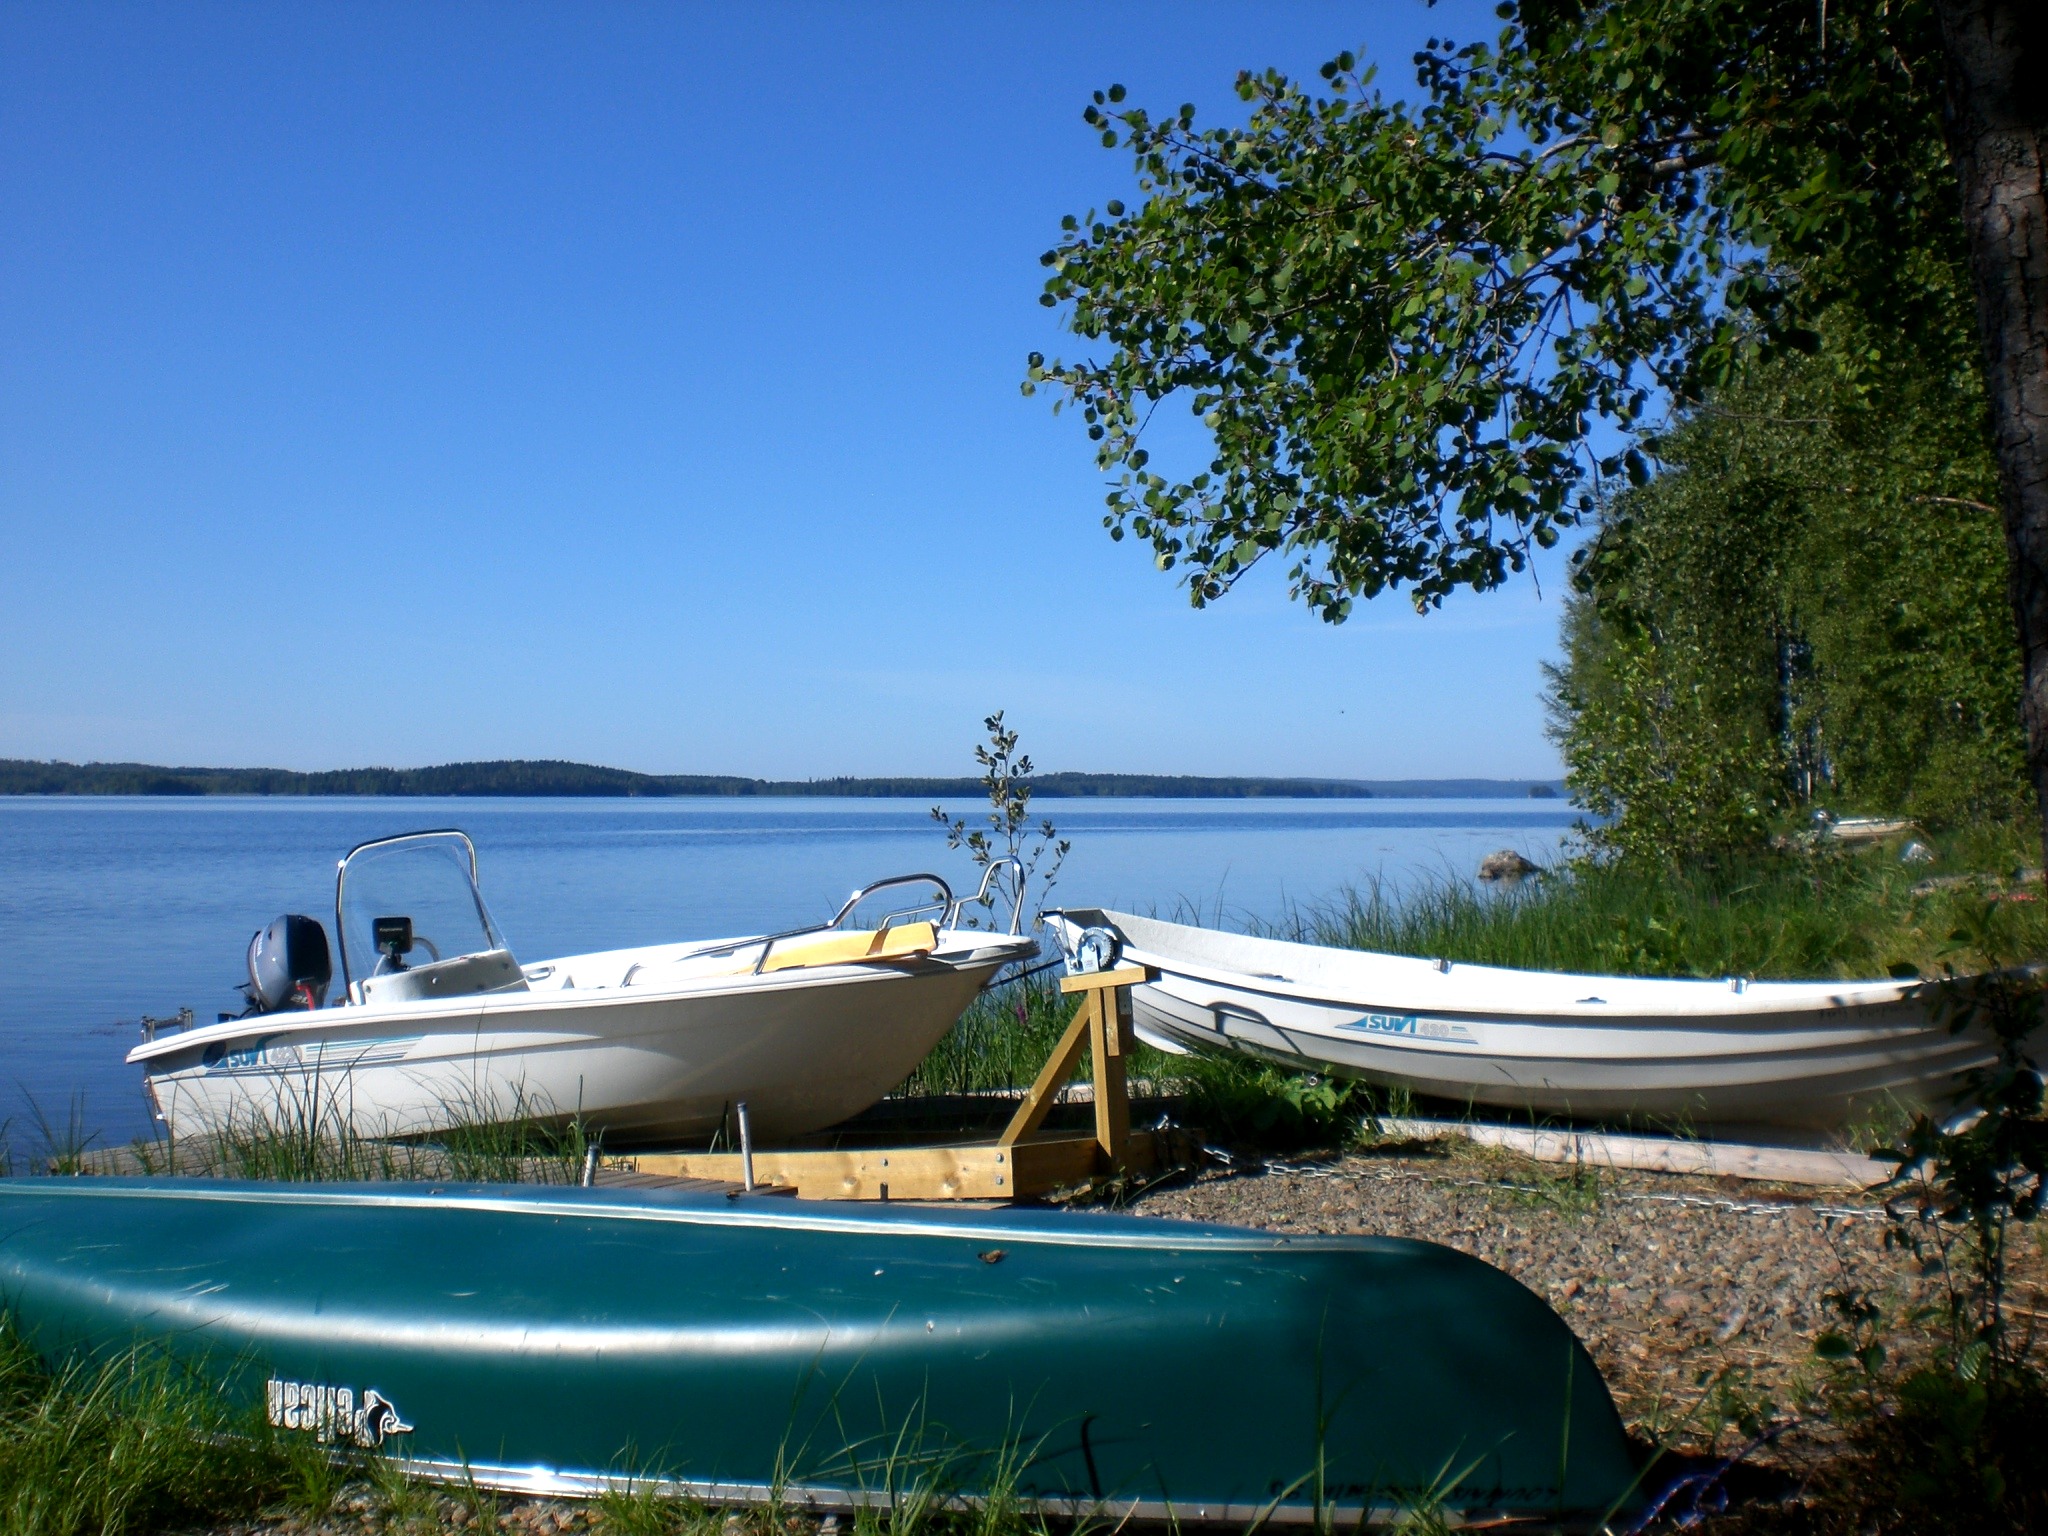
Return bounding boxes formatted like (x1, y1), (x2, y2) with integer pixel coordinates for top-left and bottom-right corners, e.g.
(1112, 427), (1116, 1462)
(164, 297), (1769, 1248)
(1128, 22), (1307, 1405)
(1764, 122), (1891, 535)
(0, 758), (1565, 800)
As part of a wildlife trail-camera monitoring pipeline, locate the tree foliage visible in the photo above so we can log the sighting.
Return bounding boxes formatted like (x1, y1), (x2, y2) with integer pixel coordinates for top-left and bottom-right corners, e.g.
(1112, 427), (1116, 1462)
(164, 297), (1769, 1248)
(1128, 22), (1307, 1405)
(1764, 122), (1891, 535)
(1546, 317), (2021, 859)
(1028, 0), (1971, 620)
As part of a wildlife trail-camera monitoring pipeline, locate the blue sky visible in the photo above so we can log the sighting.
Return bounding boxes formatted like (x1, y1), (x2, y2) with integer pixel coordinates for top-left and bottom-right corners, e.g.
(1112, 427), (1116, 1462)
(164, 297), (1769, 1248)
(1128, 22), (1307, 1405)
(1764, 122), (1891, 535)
(0, 0), (1573, 781)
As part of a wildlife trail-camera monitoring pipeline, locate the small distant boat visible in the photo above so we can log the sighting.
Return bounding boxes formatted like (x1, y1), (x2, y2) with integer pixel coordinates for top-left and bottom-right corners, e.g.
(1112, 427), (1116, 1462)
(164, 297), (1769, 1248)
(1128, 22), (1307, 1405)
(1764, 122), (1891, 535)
(1046, 909), (1991, 1130)
(0, 1177), (1639, 1522)
(129, 831), (1035, 1145)
(1819, 815), (1920, 847)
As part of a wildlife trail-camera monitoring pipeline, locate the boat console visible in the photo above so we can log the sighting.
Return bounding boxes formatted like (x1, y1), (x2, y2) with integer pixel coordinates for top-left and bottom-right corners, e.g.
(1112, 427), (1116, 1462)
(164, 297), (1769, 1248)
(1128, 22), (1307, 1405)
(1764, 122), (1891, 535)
(335, 830), (530, 1006)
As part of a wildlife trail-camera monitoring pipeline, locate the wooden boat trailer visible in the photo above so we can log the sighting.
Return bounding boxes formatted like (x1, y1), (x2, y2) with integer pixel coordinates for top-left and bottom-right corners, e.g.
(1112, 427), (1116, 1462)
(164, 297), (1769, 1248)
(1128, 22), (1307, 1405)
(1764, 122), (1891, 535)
(623, 965), (1183, 1200)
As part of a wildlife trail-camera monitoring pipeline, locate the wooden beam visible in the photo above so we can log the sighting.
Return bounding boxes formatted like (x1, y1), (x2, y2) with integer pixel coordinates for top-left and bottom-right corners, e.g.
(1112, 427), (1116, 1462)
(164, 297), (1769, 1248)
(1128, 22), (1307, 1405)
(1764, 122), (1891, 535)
(626, 1132), (1167, 1201)
(1374, 1118), (1890, 1188)
(617, 966), (1172, 1203)
(1001, 965), (1157, 1152)
(1057, 964), (1151, 996)
(1090, 984), (1132, 1165)
(997, 992), (1097, 1148)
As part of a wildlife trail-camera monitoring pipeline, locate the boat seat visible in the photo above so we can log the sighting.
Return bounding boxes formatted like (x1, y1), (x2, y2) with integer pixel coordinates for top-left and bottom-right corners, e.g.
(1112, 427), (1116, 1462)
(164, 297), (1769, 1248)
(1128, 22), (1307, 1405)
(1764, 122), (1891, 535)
(623, 923), (943, 986)
(759, 922), (938, 973)
(358, 949), (530, 1005)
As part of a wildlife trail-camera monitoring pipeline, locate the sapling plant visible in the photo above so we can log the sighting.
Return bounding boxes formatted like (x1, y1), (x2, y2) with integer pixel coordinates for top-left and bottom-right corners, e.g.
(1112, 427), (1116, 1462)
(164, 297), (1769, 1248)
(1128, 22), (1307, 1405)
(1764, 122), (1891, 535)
(931, 712), (1070, 933)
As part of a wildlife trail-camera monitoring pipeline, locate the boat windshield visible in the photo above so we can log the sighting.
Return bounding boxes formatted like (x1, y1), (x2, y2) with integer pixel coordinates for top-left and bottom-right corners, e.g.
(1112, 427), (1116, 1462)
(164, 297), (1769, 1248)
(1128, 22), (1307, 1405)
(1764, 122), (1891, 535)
(335, 831), (512, 994)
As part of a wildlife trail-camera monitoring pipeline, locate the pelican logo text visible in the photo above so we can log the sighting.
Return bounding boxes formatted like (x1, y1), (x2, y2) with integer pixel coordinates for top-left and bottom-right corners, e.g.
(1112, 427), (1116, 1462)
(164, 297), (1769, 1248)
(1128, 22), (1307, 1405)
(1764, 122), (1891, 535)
(266, 1377), (413, 1446)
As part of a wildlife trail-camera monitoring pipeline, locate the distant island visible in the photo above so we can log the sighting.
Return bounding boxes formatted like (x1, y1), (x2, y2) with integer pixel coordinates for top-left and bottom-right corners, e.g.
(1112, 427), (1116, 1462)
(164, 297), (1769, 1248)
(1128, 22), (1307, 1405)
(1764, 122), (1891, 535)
(0, 759), (1569, 800)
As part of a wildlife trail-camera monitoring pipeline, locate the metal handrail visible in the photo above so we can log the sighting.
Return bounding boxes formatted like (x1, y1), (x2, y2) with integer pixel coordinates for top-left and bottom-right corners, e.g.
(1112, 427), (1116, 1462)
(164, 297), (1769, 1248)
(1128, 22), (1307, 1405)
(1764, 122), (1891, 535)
(825, 871), (955, 931)
(674, 872), (959, 977)
(946, 857), (1026, 935)
(684, 864), (1030, 975)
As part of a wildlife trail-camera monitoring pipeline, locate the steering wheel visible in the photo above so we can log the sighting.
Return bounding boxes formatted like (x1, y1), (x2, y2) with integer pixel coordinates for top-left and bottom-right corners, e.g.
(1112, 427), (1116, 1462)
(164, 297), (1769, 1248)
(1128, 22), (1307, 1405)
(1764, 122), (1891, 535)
(372, 933), (442, 976)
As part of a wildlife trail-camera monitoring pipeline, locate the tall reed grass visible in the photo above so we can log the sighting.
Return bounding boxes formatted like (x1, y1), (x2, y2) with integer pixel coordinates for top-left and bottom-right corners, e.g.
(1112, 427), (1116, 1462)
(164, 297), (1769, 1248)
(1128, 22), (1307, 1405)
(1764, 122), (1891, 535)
(2, 1081), (600, 1187)
(1294, 852), (2048, 981)
(129, 1100), (595, 1185)
(0, 1316), (330, 1536)
(897, 973), (1379, 1151)
(897, 979), (1075, 1098)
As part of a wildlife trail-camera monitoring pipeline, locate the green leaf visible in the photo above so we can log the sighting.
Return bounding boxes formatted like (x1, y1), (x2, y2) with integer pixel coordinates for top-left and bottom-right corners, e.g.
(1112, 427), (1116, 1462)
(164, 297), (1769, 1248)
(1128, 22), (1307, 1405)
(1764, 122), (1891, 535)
(1814, 1331), (1853, 1360)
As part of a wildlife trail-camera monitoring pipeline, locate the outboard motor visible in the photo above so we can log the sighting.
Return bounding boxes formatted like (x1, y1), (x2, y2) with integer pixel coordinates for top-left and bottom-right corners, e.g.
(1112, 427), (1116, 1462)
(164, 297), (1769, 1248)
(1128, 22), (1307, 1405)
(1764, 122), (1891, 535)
(243, 914), (333, 1013)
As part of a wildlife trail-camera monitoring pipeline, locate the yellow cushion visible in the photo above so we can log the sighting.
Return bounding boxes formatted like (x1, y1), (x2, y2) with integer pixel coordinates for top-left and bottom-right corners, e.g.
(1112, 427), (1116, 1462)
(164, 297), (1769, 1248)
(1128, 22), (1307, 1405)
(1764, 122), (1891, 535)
(758, 921), (938, 973)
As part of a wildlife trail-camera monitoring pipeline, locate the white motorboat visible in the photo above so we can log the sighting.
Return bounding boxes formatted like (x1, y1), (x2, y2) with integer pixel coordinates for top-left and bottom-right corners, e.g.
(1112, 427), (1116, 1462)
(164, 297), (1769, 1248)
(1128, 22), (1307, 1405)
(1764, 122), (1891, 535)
(132, 831), (1035, 1145)
(1045, 909), (1992, 1131)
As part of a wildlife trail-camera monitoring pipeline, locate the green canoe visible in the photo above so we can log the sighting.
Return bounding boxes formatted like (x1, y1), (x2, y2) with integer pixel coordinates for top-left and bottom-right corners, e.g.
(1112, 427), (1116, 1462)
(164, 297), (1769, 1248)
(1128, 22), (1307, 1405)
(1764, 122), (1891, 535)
(0, 1179), (1639, 1523)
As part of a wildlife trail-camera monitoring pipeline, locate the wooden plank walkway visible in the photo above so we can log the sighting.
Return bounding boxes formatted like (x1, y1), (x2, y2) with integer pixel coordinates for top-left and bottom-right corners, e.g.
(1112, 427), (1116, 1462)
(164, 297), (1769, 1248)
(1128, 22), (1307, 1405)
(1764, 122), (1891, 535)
(1376, 1117), (1892, 1187)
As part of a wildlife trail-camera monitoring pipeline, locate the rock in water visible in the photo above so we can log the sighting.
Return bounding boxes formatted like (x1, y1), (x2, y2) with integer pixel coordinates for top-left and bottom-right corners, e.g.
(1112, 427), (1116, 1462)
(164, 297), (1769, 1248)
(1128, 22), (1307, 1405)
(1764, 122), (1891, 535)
(1478, 849), (1541, 882)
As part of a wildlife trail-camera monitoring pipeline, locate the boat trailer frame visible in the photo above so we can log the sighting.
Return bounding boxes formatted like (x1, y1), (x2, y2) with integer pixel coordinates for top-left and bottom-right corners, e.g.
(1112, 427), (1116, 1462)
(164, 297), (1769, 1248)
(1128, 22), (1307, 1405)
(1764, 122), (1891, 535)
(623, 965), (1184, 1200)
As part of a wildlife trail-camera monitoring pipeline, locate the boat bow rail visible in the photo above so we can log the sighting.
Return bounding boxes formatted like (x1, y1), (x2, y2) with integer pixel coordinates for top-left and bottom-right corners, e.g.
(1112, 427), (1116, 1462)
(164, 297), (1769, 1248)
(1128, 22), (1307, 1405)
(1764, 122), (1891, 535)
(678, 857), (1032, 978)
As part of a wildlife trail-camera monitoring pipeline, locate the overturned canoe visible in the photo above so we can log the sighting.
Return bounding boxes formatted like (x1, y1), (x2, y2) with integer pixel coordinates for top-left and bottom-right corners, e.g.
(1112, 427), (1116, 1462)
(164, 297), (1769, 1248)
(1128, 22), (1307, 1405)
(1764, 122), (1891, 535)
(0, 1178), (1640, 1524)
(1046, 908), (1990, 1131)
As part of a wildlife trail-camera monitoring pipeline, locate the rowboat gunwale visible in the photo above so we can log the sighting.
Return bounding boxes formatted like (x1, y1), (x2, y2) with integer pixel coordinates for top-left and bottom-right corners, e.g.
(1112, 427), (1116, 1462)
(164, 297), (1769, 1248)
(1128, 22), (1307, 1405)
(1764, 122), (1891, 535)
(1054, 909), (1926, 1022)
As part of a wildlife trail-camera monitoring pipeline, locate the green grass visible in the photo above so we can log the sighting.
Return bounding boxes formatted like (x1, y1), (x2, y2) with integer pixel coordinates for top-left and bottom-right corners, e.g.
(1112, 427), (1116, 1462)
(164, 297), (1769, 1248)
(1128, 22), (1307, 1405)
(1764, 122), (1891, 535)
(897, 978), (1076, 1099)
(897, 973), (1386, 1153)
(100, 1087), (599, 1185)
(0, 1316), (319, 1536)
(594, 1478), (717, 1536)
(1296, 845), (2048, 981)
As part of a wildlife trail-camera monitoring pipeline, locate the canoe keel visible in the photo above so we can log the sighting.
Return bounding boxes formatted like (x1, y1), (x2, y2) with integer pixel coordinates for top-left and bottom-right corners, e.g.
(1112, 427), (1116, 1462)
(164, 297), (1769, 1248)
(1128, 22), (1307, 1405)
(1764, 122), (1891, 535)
(0, 1180), (1643, 1524)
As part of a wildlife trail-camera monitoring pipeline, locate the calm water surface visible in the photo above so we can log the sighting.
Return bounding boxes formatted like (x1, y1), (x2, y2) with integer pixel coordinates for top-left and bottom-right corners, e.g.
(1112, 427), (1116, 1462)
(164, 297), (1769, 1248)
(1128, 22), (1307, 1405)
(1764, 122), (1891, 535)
(0, 796), (1576, 1144)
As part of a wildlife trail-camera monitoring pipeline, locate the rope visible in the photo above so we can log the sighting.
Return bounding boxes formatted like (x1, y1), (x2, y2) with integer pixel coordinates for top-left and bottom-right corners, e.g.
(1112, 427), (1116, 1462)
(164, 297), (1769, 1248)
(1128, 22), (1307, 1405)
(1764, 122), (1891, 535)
(976, 955), (1068, 992)
(1620, 1420), (1797, 1534)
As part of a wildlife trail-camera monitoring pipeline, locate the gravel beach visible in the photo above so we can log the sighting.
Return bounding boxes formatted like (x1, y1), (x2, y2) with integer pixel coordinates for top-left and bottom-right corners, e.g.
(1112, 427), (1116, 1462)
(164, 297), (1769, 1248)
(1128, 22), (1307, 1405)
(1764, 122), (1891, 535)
(1127, 1139), (2048, 1463)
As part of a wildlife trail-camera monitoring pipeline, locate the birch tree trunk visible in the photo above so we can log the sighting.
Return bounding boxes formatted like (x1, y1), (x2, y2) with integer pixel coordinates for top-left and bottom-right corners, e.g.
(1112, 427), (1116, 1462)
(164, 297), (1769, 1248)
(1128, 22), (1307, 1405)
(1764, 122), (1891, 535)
(1935, 0), (2048, 869)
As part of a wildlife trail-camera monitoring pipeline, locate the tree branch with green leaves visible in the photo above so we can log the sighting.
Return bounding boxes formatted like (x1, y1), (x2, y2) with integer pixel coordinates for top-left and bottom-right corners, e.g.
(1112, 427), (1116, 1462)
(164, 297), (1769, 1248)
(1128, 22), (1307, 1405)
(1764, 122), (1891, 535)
(1025, 27), (1763, 618)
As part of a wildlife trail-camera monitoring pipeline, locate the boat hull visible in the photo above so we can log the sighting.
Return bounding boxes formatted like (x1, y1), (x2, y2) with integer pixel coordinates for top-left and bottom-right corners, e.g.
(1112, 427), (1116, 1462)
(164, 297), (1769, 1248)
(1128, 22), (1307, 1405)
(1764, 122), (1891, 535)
(135, 943), (1025, 1146)
(0, 1179), (1639, 1523)
(1051, 910), (1990, 1130)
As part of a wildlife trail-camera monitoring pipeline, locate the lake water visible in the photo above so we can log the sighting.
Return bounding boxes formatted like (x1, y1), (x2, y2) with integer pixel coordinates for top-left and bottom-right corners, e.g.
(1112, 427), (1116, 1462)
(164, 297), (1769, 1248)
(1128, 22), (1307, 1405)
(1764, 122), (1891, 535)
(0, 795), (1578, 1146)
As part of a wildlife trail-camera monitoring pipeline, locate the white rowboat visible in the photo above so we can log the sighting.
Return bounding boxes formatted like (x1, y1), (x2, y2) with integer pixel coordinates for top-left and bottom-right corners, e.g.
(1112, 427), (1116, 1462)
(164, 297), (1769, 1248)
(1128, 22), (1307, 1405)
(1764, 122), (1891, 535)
(1045, 909), (1990, 1130)
(132, 832), (1034, 1145)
